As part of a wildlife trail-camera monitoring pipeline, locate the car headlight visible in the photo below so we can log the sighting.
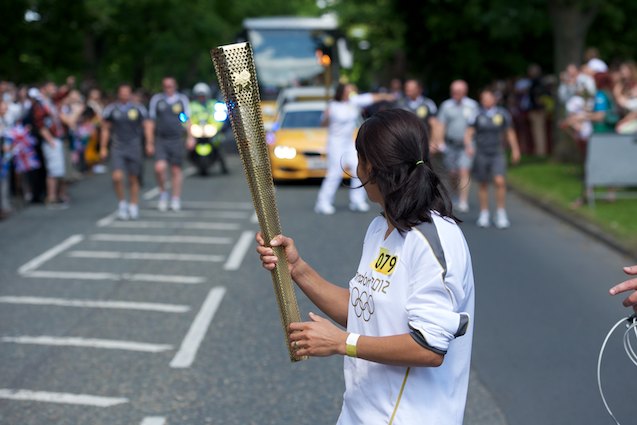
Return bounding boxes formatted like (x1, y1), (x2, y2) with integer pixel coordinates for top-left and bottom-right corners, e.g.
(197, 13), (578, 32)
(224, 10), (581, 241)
(273, 146), (297, 160)
(203, 124), (218, 138)
(190, 124), (203, 138)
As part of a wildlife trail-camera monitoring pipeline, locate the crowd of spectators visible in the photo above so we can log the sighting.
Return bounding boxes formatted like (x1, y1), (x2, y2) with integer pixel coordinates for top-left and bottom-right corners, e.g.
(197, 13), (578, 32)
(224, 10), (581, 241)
(0, 77), (154, 219)
(557, 48), (637, 154)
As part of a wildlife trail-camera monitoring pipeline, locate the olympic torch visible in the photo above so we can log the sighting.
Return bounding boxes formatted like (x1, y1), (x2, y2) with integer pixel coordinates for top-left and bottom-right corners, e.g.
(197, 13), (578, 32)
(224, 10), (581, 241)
(211, 43), (305, 362)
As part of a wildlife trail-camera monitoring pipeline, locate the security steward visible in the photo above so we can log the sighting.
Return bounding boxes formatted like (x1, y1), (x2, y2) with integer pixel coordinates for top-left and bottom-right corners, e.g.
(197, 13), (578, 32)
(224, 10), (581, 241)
(398, 79), (445, 170)
(147, 76), (193, 212)
(100, 83), (152, 220)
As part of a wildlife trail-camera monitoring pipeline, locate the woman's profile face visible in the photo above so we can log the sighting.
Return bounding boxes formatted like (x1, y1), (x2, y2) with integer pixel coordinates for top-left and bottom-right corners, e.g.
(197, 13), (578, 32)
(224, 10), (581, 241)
(356, 155), (382, 205)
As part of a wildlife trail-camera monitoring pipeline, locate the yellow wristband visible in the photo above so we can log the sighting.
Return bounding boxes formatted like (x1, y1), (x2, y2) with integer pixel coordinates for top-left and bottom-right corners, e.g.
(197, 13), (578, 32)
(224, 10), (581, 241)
(346, 333), (360, 358)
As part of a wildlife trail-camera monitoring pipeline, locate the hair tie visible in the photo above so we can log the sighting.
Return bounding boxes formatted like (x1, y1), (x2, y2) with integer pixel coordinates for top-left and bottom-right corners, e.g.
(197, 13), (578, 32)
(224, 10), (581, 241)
(416, 160), (424, 166)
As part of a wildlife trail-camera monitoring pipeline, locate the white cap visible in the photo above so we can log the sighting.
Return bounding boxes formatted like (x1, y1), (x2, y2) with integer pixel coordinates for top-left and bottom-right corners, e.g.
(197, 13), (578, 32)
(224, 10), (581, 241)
(587, 58), (608, 73)
(27, 88), (41, 99)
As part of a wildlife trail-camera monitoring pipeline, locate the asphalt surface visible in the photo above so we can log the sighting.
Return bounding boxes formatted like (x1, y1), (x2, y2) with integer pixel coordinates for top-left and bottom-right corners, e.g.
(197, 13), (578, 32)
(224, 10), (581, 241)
(0, 154), (634, 424)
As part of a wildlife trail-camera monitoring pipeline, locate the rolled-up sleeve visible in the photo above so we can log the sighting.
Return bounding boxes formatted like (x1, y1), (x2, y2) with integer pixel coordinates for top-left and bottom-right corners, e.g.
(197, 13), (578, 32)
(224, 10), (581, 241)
(406, 245), (469, 354)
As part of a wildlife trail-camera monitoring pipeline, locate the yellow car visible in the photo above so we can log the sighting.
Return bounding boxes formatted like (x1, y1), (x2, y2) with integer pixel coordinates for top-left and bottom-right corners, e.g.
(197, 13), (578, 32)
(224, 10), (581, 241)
(268, 101), (331, 181)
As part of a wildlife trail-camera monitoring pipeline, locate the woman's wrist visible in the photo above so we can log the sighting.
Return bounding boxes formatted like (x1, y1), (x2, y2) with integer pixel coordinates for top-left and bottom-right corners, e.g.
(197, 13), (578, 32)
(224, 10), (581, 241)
(290, 258), (310, 284)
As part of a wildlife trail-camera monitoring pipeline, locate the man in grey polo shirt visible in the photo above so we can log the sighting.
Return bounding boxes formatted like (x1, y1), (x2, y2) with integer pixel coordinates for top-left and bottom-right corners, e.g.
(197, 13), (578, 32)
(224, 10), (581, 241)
(438, 80), (479, 213)
(148, 77), (193, 212)
(101, 83), (152, 220)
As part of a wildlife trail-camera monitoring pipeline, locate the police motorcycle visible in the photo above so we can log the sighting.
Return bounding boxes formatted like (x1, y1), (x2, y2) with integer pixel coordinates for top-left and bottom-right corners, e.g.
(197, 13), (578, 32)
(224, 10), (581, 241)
(189, 82), (229, 176)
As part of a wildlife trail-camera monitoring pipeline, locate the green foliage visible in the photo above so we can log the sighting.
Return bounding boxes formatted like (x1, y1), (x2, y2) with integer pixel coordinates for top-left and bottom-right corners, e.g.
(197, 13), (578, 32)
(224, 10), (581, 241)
(2, 0), (636, 99)
(328, 0), (405, 89)
(588, 0), (637, 65)
(0, 0), (319, 93)
(331, 0), (637, 100)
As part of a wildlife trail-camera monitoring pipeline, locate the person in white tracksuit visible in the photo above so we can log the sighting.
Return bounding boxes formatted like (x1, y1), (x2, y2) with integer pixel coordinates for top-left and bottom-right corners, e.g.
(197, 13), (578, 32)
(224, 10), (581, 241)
(315, 83), (395, 215)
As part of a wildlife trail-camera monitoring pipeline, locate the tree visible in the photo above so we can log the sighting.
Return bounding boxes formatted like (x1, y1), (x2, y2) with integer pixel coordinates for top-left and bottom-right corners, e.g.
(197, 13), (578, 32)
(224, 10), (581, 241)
(548, 0), (599, 73)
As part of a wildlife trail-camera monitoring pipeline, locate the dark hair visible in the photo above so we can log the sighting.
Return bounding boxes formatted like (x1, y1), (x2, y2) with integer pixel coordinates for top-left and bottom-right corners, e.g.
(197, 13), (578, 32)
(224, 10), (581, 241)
(594, 72), (612, 90)
(334, 83), (347, 101)
(355, 109), (457, 232)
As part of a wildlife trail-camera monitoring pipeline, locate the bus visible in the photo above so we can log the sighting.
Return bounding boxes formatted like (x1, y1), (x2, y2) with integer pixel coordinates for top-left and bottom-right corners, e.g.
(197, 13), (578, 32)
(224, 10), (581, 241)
(240, 15), (352, 126)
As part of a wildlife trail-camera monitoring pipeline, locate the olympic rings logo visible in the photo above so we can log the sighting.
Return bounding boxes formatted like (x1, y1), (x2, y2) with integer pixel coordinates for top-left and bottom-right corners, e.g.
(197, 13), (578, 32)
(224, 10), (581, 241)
(351, 287), (375, 321)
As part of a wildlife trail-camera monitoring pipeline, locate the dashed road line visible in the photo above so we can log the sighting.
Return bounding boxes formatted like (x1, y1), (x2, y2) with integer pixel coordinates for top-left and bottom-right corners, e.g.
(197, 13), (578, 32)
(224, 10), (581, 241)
(96, 211), (118, 227)
(170, 286), (226, 368)
(0, 296), (190, 313)
(224, 231), (254, 271)
(108, 220), (241, 230)
(22, 270), (205, 284)
(68, 250), (224, 263)
(18, 235), (84, 275)
(0, 389), (128, 407)
(141, 417), (167, 425)
(141, 167), (196, 201)
(142, 187), (161, 201)
(140, 210), (252, 219)
(90, 234), (233, 244)
(171, 200), (253, 210)
(1, 336), (173, 353)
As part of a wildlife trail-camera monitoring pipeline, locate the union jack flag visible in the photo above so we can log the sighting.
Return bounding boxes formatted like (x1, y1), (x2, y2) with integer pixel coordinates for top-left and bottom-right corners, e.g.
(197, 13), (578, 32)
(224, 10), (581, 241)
(4, 125), (40, 174)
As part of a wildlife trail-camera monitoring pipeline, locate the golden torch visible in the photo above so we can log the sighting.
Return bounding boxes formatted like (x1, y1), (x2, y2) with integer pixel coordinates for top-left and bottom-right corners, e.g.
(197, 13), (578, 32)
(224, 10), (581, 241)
(211, 43), (305, 362)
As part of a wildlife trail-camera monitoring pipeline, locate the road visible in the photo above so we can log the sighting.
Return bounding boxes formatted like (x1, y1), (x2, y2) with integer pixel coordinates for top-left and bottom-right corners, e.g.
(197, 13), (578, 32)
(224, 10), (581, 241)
(0, 155), (634, 425)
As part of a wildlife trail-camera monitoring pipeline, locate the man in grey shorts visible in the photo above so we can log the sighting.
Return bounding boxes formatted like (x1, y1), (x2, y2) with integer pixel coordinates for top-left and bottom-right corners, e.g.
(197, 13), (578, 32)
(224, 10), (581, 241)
(101, 83), (151, 220)
(147, 77), (193, 212)
(464, 89), (520, 229)
(438, 80), (478, 212)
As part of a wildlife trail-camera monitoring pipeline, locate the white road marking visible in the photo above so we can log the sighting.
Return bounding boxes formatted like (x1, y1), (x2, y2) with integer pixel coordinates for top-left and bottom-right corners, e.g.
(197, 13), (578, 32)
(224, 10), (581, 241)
(141, 417), (167, 425)
(142, 187), (160, 201)
(139, 210), (251, 219)
(170, 287), (226, 368)
(23, 270), (120, 280)
(142, 167), (195, 201)
(90, 234), (232, 244)
(18, 235), (84, 275)
(0, 296), (190, 313)
(224, 231), (254, 271)
(68, 250), (224, 263)
(23, 270), (204, 284)
(174, 201), (254, 210)
(250, 212), (258, 223)
(108, 220), (241, 230)
(96, 211), (117, 227)
(126, 274), (204, 284)
(0, 389), (128, 407)
(1, 336), (173, 353)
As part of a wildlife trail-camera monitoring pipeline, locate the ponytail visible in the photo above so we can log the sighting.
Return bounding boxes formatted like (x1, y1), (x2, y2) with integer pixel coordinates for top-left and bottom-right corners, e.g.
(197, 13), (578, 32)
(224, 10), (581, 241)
(355, 109), (458, 233)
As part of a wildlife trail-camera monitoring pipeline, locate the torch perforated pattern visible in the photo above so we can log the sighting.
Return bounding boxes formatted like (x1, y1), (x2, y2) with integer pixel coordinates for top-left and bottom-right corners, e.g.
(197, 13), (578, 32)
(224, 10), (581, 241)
(211, 43), (305, 362)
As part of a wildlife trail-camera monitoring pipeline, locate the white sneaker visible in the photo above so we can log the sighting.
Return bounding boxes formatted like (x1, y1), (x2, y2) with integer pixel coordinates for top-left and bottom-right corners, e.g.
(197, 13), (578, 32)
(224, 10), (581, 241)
(495, 209), (510, 229)
(170, 197), (181, 212)
(314, 203), (335, 215)
(477, 210), (490, 228)
(117, 201), (129, 220)
(128, 203), (139, 220)
(349, 201), (370, 212)
(158, 192), (169, 212)
(457, 201), (469, 213)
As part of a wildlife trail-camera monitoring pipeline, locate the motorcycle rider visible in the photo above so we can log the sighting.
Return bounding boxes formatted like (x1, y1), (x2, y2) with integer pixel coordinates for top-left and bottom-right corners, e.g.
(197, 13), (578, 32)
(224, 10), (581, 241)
(190, 82), (228, 175)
